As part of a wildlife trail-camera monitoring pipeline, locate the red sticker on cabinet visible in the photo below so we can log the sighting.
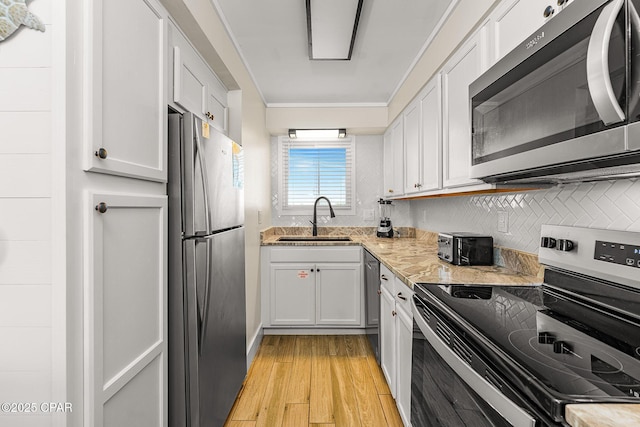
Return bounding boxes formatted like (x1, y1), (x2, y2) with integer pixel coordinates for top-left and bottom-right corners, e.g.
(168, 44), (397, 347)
(298, 271), (309, 279)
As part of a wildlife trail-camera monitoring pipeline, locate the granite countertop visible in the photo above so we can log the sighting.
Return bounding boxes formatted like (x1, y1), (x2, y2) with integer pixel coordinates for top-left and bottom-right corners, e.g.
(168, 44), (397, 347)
(261, 226), (640, 426)
(261, 226), (543, 289)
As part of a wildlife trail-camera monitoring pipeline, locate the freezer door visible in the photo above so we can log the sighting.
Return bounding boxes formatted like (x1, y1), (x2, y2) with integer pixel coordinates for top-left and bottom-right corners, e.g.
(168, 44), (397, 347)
(198, 227), (247, 427)
(198, 124), (244, 230)
(182, 113), (211, 236)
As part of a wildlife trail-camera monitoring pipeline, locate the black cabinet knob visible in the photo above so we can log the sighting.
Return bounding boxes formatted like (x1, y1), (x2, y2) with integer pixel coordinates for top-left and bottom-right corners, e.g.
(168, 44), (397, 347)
(541, 237), (556, 248)
(556, 239), (575, 252)
(95, 147), (108, 159)
(557, 0), (566, 5)
(538, 332), (556, 344)
(544, 5), (555, 18)
(95, 202), (108, 214)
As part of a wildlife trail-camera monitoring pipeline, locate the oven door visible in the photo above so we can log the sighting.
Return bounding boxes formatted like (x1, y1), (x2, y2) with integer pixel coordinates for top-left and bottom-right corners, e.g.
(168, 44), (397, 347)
(470, 0), (640, 181)
(411, 294), (538, 427)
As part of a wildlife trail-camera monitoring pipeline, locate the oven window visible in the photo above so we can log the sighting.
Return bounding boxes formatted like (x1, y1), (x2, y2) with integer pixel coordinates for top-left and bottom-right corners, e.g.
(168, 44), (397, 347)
(411, 321), (512, 427)
(471, 4), (626, 165)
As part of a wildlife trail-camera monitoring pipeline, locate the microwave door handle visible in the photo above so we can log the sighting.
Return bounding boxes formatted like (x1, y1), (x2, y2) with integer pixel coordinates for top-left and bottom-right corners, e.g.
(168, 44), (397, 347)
(586, 0), (625, 125)
(629, 1), (640, 114)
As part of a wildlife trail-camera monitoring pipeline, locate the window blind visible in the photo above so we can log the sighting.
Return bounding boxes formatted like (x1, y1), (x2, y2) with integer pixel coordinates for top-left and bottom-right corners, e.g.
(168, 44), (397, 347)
(280, 138), (355, 212)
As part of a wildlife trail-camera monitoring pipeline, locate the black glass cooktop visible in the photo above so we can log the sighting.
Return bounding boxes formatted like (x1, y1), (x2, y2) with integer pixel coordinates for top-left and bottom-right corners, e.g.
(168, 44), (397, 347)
(414, 274), (640, 419)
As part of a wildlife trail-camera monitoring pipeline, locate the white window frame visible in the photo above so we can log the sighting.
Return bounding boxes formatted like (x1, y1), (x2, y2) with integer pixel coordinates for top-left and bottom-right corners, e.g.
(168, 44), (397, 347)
(278, 136), (356, 216)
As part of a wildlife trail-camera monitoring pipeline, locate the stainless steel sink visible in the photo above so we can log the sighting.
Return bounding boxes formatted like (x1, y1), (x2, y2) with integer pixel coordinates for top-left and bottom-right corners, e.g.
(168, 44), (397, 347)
(277, 236), (352, 242)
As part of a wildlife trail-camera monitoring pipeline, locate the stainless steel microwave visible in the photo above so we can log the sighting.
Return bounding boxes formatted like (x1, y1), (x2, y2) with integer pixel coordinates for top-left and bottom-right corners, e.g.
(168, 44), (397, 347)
(470, 0), (640, 183)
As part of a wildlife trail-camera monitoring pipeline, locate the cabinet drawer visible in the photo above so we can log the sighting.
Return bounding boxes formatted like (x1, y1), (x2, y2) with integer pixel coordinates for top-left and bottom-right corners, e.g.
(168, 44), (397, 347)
(394, 277), (413, 315)
(270, 246), (361, 263)
(380, 264), (395, 294)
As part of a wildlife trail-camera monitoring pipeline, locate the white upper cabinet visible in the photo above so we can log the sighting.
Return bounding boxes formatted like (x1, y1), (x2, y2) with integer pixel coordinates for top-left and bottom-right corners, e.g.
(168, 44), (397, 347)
(169, 22), (228, 134)
(383, 117), (404, 197)
(442, 28), (487, 188)
(403, 100), (421, 195)
(84, 0), (168, 182)
(418, 76), (442, 193)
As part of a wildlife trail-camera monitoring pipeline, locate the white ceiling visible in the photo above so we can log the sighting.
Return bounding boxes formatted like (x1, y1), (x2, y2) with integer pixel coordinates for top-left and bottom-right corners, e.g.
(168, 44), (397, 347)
(212, 0), (457, 106)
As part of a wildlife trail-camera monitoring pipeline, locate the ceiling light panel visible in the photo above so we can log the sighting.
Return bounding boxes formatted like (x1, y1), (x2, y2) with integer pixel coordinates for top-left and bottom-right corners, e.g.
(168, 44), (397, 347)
(307, 0), (363, 60)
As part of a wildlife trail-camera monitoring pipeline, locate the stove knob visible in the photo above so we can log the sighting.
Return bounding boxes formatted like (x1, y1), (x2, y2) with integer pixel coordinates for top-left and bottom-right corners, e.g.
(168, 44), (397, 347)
(556, 239), (575, 252)
(540, 237), (556, 248)
(537, 332), (556, 344)
(553, 341), (573, 355)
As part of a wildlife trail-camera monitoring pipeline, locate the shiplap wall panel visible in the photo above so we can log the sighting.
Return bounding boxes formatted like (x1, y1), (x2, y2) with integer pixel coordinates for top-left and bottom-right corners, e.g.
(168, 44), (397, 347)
(0, 69), (51, 112)
(0, 199), (51, 241)
(0, 155), (51, 197)
(0, 242), (51, 285)
(0, 112), (51, 153)
(0, 1), (53, 422)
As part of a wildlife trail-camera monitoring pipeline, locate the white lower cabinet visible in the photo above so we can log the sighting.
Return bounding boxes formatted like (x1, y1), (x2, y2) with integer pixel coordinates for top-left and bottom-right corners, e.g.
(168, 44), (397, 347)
(379, 265), (414, 427)
(262, 246), (363, 328)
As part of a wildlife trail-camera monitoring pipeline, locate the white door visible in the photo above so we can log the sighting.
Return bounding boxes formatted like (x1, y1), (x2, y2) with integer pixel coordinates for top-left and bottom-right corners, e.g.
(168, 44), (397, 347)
(396, 304), (413, 426)
(315, 263), (362, 326)
(442, 29), (486, 188)
(380, 286), (397, 397)
(84, 0), (168, 182)
(403, 100), (422, 194)
(85, 193), (167, 427)
(270, 264), (316, 325)
(419, 76), (442, 192)
(391, 119), (405, 196)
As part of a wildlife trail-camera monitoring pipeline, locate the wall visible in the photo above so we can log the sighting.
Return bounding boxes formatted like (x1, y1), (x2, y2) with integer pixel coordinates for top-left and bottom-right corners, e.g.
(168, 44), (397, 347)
(270, 135), (412, 228)
(411, 179), (640, 254)
(0, 0), (60, 425)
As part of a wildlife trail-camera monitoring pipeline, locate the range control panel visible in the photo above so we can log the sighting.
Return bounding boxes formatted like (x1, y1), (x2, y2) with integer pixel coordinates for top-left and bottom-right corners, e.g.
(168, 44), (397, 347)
(539, 225), (640, 290)
(595, 241), (640, 268)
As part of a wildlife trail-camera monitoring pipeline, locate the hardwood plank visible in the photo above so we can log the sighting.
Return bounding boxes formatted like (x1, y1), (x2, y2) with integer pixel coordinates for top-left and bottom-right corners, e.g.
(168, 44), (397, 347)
(327, 335), (340, 356)
(224, 421), (256, 427)
(310, 424), (335, 427)
(282, 403), (309, 427)
(310, 336), (334, 424)
(256, 362), (292, 427)
(229, 344), (277, 420)
(276, 335), (296, 363)
(344, 335), (368, 358)
(379, 394), (404, 427)
(330, 352), (361, 427)
(348, 358), (388, 427)
(366, 353), (391, 395)
(285, 336), (312, 403)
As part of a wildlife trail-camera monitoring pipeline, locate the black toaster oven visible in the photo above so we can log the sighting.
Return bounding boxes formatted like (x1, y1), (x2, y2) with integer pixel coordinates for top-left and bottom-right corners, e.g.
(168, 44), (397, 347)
(437, 232), (493, 266)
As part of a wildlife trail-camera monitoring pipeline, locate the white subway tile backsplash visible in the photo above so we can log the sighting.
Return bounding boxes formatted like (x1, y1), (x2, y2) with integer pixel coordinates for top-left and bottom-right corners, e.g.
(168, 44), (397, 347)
(411, 178), (640, 254)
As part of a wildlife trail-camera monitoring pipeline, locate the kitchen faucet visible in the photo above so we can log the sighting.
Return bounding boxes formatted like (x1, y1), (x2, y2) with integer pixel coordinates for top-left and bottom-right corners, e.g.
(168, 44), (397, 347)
(311, 196), (335, 236)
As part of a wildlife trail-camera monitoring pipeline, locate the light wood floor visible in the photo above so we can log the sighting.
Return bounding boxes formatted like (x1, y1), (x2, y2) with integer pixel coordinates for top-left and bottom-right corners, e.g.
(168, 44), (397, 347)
(224, 335), (404, 427)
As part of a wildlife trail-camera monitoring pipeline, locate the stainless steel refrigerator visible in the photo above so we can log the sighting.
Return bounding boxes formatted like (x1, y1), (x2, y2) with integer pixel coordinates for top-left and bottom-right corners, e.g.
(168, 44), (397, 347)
(168, 111), (246, 427)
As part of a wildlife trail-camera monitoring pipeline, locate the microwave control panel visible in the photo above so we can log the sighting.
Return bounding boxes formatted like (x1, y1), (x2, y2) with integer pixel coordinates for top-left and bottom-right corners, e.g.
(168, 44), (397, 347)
(594, 240), (640, 268)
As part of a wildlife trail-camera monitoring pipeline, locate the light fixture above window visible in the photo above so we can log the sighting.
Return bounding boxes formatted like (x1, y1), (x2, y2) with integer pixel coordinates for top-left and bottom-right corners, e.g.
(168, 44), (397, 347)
(306, 0), (363, 60)
(288, 129), (347, 139)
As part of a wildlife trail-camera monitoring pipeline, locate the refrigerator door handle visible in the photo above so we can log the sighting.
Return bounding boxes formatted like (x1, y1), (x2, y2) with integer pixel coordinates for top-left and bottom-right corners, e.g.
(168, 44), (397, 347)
(182, 239), (201, 424)
(198, 237), (212, 354)
(194, 116), (212, 234)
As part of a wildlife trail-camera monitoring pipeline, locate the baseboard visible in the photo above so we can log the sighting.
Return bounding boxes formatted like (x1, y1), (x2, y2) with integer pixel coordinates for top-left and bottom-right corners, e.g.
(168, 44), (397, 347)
(263, 328), (366, 335)
(246, 324), (263, 369)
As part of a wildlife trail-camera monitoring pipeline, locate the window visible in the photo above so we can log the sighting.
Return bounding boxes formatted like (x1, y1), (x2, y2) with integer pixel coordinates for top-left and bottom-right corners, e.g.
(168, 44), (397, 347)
(278, 137), (356, 215)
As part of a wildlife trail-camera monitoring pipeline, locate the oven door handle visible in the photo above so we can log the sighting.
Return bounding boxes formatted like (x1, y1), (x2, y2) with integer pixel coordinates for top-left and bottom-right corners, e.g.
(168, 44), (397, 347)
(411, 297), (537, 427)
(586, 0), (625, 126)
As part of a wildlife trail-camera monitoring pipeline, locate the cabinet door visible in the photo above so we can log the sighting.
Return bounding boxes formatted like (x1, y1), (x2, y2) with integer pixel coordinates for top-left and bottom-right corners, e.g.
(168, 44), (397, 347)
(396, 304), (413, 427)
(316, 263), (362, 326)
(489, 0), (551, 64)
(85, 0), (168, 182)
(173, 44), (208, 118)
(403, 100), (422, 195)
(380, 286), (397, 397)
(384, 118), (404, 197)
(419, 76), (442, 192)
(270, 264), (315, 325)
(206, 75), (229, 134)
(86, 193), (167, 427)
(442, 30), (486, 188)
